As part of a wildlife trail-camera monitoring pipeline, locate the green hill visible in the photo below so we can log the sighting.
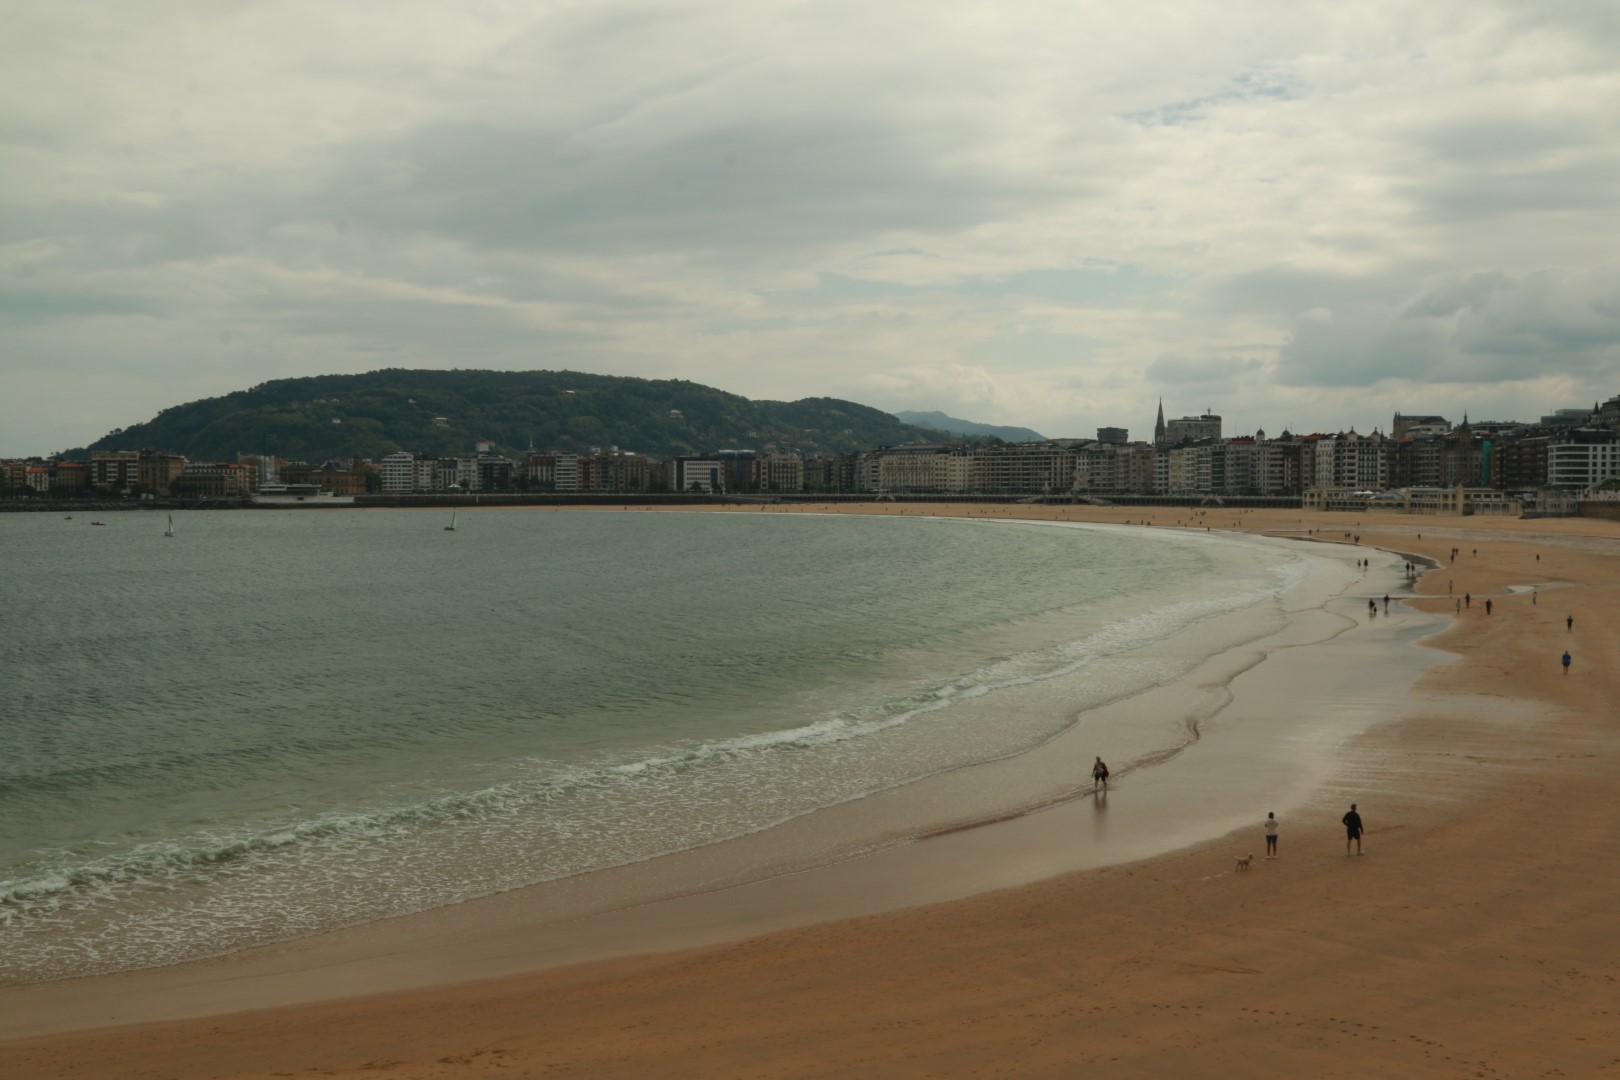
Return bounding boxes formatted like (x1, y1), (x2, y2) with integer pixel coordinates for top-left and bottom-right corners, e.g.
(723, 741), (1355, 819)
(71, 369), (943, 462)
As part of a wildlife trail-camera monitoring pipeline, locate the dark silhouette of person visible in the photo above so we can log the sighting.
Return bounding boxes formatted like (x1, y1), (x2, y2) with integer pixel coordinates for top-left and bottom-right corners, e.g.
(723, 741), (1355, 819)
(1567, 615), (1574, 631)
(1563, 651), (1571, 676)
(1092, 756), (1109, 791)
(1343, 803), (1364, 855)
(1485, 598), (1492, 615)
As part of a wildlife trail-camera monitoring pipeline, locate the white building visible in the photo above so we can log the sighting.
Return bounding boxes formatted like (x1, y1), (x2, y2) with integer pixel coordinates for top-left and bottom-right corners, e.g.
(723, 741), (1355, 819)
(1311, 431), (1387, 491)
(379, 452), (417, 493)
(671, 457), (722, 493)
(553, 453), (579, 492)
(1547, 433), (1620, 489)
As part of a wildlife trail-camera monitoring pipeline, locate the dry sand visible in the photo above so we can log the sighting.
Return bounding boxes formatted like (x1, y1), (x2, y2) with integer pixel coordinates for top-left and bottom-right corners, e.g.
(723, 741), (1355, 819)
(4, 505), (1619, 1078)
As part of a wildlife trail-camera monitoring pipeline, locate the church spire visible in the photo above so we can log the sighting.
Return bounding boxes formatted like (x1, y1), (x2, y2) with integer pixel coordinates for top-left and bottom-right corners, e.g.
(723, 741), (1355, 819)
(1154, 398), (1166, 447)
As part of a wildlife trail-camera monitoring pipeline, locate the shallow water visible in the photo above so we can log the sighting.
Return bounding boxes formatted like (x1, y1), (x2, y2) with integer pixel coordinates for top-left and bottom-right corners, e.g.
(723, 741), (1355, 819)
(0, 509), (1304, 981)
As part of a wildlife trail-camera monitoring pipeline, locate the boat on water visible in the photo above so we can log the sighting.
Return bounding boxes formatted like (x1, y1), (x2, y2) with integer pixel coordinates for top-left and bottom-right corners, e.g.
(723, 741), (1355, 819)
(164, 513), (175, 538)
(89, 521), (105, 526)
(445, 509), (457, 532)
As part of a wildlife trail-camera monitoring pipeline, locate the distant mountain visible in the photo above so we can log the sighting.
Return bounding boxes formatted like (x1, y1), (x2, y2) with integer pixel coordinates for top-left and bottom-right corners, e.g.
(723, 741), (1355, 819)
(892, 410), (1047, 443)
(69, 370), (945, 462)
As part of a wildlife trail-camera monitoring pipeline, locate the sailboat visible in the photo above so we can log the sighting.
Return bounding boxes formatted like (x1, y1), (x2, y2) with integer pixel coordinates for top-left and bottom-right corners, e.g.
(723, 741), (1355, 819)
(164, 513), (175, 538)
(444, 509), (457, 532)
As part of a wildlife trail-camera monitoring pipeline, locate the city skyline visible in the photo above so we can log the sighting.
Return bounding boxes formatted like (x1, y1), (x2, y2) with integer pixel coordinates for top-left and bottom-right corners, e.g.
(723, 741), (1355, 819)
(5, 2), (1619, 457)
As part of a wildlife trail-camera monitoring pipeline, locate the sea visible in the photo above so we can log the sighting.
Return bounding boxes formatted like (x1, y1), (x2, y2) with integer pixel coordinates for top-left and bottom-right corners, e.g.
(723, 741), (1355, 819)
(0, 508), (1312, 983)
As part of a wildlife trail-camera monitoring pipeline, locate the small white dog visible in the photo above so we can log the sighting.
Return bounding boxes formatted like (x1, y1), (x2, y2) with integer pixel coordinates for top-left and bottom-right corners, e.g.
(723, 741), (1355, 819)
(1234, 853), (1253, 871)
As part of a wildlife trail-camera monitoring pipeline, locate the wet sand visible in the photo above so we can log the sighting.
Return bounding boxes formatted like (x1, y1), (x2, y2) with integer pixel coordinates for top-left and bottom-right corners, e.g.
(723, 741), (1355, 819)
(4, 506), (1618, 1077)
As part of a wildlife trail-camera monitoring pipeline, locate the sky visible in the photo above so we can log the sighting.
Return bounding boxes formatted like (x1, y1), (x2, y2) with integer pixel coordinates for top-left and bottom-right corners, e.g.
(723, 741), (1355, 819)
(4, 1), (1619, 456)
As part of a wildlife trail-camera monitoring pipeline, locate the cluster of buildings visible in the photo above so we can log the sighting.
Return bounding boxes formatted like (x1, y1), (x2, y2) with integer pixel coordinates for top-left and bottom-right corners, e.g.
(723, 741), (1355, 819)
(8, 395), (1620, 503)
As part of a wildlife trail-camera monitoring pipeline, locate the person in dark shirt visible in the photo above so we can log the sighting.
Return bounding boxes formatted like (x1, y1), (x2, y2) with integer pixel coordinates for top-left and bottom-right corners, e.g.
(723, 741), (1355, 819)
(1343, 803), (1364, 855)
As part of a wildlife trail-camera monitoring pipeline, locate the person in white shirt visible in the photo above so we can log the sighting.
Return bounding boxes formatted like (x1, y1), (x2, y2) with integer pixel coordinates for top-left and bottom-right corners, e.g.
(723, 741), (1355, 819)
(1265, 812), (1279, 859)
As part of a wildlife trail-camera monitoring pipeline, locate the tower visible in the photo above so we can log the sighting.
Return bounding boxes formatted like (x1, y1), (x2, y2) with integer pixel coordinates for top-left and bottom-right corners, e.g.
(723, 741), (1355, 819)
(1154, 399), (1166, 447)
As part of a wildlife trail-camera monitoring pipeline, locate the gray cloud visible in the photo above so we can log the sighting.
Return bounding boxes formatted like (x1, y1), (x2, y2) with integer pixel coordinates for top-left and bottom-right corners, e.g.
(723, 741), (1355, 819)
(1276, 267), (1620, 388)
(3, 0), (1620, 454)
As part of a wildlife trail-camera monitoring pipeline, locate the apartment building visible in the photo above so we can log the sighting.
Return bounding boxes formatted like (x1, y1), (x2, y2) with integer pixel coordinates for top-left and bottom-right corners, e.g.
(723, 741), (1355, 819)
(1547, 430), (1620, 489)
(757, 453), (804, 494)
(971, 443), (1076, 493)
(89, 450), (141, 492)
(671, 457), (725, 493)
(871, 445), (964, 493)
(171, 462), (255, 498)
(1311, 431), (1388, 491)
(1077, 442), (1153, 493)
(378, 452), (418, 493)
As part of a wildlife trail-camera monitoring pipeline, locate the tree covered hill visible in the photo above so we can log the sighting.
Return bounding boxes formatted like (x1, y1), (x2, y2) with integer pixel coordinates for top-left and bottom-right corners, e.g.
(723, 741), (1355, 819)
(72, 369), (946, 462)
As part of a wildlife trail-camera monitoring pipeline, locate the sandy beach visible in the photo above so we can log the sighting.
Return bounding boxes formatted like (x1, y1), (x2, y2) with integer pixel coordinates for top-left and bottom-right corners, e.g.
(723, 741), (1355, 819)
(4, 505), (1619, 1078)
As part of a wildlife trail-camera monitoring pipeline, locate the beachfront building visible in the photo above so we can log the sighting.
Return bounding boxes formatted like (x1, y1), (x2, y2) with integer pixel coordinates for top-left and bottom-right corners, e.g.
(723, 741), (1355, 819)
(476, 456), (513, 491)
(443, 457), (480, 491)
(757, 453), (804, 494)
(171, 462), (255, 498)
(1546, 430), (1620, 489)
(672, 457), (725, 493)
(523, 451), (581, 491)
(50, 460), (88, 494)
(867, 445), (967, 493)
(378, 452), (418, 493)
(1310, 430), (1388, 492)
(88, 450), (141, 493)
(1162, 443), (1208, 495)
(575, 451), (654, 493)
(1493, 436), (1549, 493)
(1077, 441), (1154, 494)
(970, 442), (1076, 494)
(803, 454), (858, 494)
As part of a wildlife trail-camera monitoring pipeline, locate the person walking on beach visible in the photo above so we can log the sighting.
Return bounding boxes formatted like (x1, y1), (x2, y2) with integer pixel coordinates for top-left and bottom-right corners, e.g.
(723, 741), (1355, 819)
(1563, 650), (1571, 676)
(1485, 598), (1493, 615)
(1265, 812), (1279, 859)
(1343, 803), (1364, 855)
(1465, 593), (1471, 608)
(1092, 756), (1110, 791)
(1567, 615), (1574, 631)
(1383, 594), (1390, 613)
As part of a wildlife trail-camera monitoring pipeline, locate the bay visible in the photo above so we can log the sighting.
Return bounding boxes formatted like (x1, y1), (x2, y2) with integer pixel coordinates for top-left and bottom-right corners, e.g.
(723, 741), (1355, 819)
(0, 508), (1301, 981)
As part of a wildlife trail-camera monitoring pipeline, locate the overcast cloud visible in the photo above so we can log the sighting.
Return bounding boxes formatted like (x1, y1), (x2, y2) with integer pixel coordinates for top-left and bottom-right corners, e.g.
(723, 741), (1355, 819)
(4, 0), (1619, 455)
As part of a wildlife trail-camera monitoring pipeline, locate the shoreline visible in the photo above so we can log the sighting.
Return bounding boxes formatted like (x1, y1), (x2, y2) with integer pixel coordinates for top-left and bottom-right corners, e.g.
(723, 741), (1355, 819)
(1, 519), (1401, 1032)
(5, 506), (1618, 1077)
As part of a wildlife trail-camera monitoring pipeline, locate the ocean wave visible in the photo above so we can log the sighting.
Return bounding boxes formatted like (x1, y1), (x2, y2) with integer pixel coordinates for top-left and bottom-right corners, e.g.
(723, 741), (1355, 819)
(2, 555), (1302, 932)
